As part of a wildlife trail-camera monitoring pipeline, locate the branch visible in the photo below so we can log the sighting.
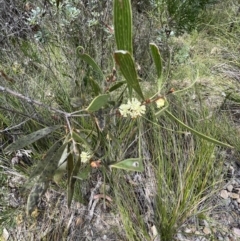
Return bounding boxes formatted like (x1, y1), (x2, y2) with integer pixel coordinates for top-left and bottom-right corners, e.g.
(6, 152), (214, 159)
(0, 85), (90, 119)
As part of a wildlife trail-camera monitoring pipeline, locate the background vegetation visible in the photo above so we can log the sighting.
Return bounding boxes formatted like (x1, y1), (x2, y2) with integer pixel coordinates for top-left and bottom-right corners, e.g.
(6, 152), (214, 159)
(1, 0), (240, 240)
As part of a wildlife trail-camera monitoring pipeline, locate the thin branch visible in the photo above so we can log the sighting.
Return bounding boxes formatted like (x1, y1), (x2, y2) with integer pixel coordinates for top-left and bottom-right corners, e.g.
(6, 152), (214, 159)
(0, 85), (68, 116)
(0, 85), (90, 118)
(0, 118), (31, 133)
(0, 106), (38, 120)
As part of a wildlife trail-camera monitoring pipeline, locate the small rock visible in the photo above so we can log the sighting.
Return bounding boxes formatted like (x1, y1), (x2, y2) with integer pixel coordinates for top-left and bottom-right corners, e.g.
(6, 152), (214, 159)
(235, 188), (240, 194)
(233, 227), (240, 237)
(184, 228), (193, 234)
(199, 219), (208, 226)
(176, 233), (186, 241)
(2, 228), (9, 241)
(229, 193), (239, 199)
(232, 200), (239, 209)
(237, 198), (240, 204)
(226, 184), (233, 192)
(227, 166), (235, 177)
(151, 225), (158, 237)
(223, 198), (231, 206)
(203, 227), (211, 235)
(220, 190), (229, 199)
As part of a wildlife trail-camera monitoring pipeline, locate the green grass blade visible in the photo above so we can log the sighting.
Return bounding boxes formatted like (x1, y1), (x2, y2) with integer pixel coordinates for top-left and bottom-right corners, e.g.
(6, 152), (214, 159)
(114, 0), (133, 54)
(114, 51), (144, 99)
(165, 110), (233, 148)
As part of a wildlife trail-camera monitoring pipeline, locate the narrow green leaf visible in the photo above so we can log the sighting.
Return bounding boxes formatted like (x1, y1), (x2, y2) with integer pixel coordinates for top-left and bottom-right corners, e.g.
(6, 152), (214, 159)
(77, 46), (104, 80)
(110, 158), (144, 172)
(5, 125), (61, 152)
(114, 51), (144, 99)
(67, 152), (74, 207)
(67, 153), (74, 182)
(68, 153), (82, 208)
(109, 81), (126, 92)
(150, 43), (163, 90)
(165, 110), (233, 148)
(114, 0), (133, 54)
(86, 94), (110, 112)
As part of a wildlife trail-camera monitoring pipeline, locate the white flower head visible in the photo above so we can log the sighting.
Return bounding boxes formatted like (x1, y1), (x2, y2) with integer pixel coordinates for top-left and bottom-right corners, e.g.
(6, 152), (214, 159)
(80, 151), (91, 163)
(119, 98), (146, 118)
(119, 103), (130, 117)
(130, 105), (146, 118)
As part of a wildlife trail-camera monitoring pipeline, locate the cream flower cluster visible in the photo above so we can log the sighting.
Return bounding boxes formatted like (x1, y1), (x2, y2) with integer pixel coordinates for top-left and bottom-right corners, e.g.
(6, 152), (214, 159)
(155, 98), (165, 108)
(119, 98), (146, 118)
(80, 151), (91, 163)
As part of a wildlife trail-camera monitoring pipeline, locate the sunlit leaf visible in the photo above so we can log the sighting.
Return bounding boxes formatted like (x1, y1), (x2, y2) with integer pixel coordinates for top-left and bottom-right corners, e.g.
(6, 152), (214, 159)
(86, 94), (110, 112)
(5, 125), (62, 153)
(165, 110), (233, 148)
(110, 158), (144, 172)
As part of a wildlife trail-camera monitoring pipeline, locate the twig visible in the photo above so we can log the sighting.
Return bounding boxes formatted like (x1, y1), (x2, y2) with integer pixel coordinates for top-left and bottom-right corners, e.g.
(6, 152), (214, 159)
(0, 85), (68, 116)
(0, 106), (38, 121)
(0, 118), (31, 133)
(0, 85), (90, 119)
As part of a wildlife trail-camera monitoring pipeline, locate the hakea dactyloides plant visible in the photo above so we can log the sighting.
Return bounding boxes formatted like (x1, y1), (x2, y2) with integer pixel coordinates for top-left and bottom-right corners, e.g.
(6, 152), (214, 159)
(2, 0), (232, 216)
